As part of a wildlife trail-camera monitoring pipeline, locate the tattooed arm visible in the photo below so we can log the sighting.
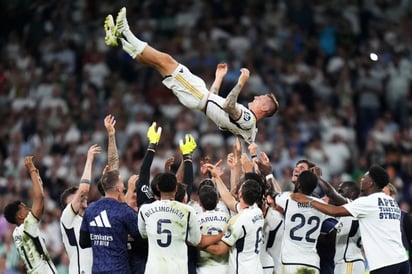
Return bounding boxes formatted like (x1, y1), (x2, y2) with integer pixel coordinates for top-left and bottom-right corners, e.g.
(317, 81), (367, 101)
(223, 68), (249, 120)
(104, 115), (119, 171)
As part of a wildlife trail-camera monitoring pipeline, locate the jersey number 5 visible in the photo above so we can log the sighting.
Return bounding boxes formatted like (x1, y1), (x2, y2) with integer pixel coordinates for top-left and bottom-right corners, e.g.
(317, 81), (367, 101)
(157, 219), (172, 247)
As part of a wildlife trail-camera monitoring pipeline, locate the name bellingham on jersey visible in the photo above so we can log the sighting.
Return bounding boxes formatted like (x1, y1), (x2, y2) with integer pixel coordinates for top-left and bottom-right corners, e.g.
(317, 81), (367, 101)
(378, 197), (401, 220)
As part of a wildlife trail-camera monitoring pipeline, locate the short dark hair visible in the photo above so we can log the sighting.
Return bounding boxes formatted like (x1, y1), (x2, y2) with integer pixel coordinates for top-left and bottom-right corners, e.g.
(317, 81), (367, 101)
(153, 173), (177, 193)
(298, 170), (318, 195)
(235, 172), (265, 202)
(4, 200), (22, 225)
(199, 185), (218, 210)
(198, 178), (215, 194)
(339, 181), (360, 200)
(296, 159), (315, 169)
(240, 179), (262, 206)
(101, 170), (120, 192)
(367, 165), (389, 189)
(175, 183), (188, 203)
(60, 186), (78, 209)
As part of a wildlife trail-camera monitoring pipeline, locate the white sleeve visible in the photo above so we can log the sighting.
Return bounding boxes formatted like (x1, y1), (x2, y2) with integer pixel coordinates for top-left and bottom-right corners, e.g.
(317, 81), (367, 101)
(60, 204), (77, 228)
(187, 208), (201, 246)
(343, 196), (375, 219)
(138, 206), (147, 239)
(275, 192), (290, 210)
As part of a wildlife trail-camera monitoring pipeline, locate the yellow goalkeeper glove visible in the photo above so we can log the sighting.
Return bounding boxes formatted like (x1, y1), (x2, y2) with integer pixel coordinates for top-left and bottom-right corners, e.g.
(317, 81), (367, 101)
(179, 134), (197, 156)
(147, 122), (162, 145)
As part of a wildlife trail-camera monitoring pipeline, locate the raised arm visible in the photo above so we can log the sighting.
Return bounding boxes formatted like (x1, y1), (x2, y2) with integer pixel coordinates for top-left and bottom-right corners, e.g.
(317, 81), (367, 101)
(256, 151), (282, 194)
(71, 144), (101, 213)
(179, 134), (197, 197)
(291, 193), (351, 217)
(104, 114), (119, 171)
(223, 68), (250, 120)
(136, 122), (162, 207)
(228, 137), (242, 193)
(205, 161), (237, 212)
(209, 63), (228, 94)
(25, 156), (44, 219)
(310, 167), (347, 206)
(125, 174), (139, 210)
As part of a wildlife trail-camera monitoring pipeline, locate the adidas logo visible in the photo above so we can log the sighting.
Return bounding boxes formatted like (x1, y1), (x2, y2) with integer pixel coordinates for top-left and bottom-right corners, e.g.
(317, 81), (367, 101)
(90, 210), (112, 228)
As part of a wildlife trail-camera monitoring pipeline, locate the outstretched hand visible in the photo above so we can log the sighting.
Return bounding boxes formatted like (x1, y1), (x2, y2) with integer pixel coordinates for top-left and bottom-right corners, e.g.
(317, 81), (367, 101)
(87, 144), (102, 160)
(104, 115), (116, 135)
(215, 63), (228, 79)
(24, 156), (36, 171)
(255, 151), (273, 176)
(238, 68), (250, 86)
(179, 134), (197, 155)
(147, 122), (162, 145)
(203, 160), (224, 178)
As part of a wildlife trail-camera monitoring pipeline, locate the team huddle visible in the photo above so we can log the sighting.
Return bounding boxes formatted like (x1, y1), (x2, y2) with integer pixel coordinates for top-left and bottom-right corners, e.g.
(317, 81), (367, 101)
(3, 6), (411, 274)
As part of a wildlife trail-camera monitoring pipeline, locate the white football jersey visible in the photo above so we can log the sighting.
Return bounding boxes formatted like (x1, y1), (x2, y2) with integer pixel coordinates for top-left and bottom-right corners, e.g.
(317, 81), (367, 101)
(60, 204), (93, 274)
(162, 64), (258, 143)
(138, 199), (201, 274)
(263, 207), (284, 274)
(276, 192), (327, 270)
(197, 209), (230, 274)
(13, 212), (58, 274)
(222, 203), (264, 274)
(343, 192), (408, 271)
(334, 216), (364, 263)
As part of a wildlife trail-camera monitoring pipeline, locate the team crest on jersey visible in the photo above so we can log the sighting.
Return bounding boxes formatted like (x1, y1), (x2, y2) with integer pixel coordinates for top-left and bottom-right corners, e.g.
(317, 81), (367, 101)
(141, 185), (154, 199)
(14, 235), (22, 244)
(224, 228), (232, 238)
(244, 112), (251, 121)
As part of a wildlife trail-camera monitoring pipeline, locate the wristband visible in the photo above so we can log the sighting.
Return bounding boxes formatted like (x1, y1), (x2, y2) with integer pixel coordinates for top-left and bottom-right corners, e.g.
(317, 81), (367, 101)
(251, 155), (257, 159)
(148, 143), (157, 150)
(80, 179), (91, 185)
(265, 174), (274, 182)
(183, 154), (192, 161)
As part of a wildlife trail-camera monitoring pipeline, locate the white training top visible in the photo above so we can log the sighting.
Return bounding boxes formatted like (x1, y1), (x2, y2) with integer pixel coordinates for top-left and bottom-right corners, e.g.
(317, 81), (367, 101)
(60, 204), (93, 274)
(222, 203), (264, 274)
(13, 212), (58, 274)
(138, 199), (201, 274)
(276, 192), (327, 270)
(162, 64), (257, 143)
(343, 192), (408, 271)
(334, 215), (364, 264)
(197, 209), (230, 274)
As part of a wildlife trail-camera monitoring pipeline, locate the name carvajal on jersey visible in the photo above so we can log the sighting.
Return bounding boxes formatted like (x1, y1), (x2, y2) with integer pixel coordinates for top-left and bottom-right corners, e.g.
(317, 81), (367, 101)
(199, 215), (228, 226)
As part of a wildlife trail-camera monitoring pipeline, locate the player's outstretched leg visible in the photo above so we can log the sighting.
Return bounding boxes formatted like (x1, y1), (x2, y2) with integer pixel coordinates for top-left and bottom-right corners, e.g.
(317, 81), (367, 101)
(108, 6), (178, 76)
(115, 7), (147, 58)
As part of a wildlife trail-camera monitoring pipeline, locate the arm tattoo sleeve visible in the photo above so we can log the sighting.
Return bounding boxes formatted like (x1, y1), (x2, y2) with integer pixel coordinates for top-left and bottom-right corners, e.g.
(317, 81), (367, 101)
(223, 83), (243, 120)
(107, 134), (119, 170)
